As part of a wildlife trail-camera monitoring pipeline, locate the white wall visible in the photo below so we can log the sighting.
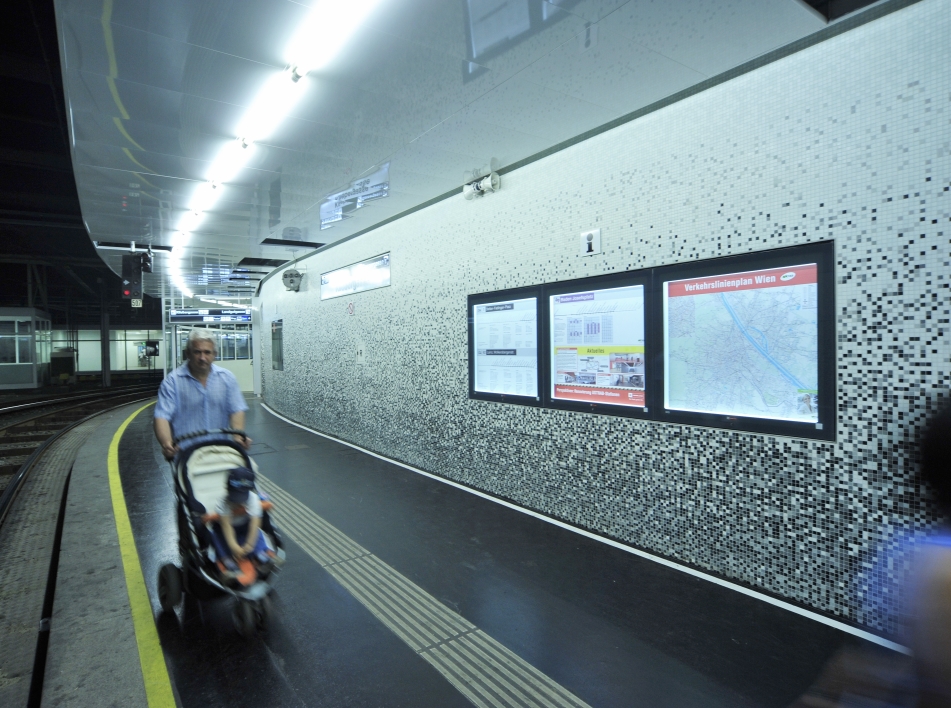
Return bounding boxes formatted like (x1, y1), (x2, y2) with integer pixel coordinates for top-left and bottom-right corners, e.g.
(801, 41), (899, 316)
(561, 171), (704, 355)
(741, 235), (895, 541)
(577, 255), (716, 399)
(216, 359), (254, 392)
(258, 0), (950, 634)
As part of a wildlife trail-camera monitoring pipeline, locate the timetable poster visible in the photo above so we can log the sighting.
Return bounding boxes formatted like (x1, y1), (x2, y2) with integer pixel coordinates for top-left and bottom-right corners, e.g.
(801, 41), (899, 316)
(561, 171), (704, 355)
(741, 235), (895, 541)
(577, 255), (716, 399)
(473, 297), (538, 397)
(664, 263), (819, 422)
(550, 285), (646, 408)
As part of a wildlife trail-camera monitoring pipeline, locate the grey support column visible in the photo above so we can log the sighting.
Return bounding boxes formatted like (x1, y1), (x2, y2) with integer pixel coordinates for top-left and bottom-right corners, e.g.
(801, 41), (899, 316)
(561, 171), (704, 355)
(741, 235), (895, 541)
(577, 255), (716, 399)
(99, 279), (111, 388)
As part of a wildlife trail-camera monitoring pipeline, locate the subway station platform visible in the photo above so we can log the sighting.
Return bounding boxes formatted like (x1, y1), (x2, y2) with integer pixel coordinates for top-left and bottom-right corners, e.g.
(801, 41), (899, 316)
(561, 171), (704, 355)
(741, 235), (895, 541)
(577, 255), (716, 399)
(5, 395), (905, 707)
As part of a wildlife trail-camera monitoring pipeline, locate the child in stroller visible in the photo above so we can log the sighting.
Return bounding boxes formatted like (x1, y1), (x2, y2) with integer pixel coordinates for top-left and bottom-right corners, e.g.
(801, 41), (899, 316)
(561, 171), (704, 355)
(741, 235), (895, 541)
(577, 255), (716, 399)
(204, 466), (279, 584)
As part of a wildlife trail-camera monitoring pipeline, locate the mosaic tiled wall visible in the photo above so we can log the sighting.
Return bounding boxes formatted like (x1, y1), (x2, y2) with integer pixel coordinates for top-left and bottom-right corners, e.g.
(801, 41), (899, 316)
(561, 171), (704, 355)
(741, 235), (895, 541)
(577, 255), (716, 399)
(258, 0), (950, 635)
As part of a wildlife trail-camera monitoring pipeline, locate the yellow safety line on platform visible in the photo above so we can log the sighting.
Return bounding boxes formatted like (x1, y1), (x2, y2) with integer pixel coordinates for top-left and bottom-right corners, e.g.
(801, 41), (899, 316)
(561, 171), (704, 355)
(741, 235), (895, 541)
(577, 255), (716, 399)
(108, 402), (176, 708)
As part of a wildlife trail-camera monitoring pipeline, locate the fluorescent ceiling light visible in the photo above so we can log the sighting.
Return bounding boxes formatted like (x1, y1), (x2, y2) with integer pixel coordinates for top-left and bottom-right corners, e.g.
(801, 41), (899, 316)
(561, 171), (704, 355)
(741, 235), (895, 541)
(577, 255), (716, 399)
(167, 0), (384, 299)
(177, 209), (204, 234)
(172, 267), (193, 299)
(208, 138), (255, 183)
(235, 68), (307, 143)
(286, 0), (385, 76)
(188, 182), (219, 214)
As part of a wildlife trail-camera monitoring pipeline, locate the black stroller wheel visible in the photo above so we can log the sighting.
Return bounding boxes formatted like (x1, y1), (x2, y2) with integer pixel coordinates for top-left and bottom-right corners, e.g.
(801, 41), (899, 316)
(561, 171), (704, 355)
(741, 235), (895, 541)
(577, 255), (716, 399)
(232, 599), (256, 638)
(256, 594), (273, 632)
(157, 564), (183, 612)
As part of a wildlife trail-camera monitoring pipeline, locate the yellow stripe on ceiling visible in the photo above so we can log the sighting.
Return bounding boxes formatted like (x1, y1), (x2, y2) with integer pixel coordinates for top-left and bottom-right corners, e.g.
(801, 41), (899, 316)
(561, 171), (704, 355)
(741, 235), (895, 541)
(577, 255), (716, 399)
(101, 0), (130, 120)
(113, 116), (144, 150)
(102, 0), (161, 180)
(122, 147), (158, 175)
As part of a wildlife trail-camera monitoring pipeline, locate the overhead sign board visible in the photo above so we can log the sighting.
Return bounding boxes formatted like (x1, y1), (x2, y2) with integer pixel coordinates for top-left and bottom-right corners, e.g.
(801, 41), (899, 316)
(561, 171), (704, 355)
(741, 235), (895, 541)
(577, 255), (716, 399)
(169, 308), (251, 323)
(319, 163), (389, 229)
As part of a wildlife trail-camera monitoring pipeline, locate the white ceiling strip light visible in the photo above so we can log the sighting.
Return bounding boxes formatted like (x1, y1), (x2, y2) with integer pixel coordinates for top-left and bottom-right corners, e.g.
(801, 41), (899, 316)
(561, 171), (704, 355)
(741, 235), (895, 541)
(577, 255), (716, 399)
(170, 0), (384, 298)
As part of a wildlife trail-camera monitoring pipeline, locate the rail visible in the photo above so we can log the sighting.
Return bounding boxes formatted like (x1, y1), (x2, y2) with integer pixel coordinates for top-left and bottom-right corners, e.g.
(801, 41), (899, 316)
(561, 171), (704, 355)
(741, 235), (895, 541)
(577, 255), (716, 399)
(0, 388), (158, 527)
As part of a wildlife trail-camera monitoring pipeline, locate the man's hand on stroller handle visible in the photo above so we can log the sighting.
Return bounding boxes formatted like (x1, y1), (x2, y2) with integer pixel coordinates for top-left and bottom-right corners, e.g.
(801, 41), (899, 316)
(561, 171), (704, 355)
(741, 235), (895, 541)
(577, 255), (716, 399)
(154, 418), (179, 459)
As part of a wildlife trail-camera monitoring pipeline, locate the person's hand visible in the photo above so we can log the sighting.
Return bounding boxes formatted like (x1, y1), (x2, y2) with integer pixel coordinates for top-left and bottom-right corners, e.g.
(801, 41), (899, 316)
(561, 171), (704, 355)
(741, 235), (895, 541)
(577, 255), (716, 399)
(160, 441), (179, 460)
(231, 545), (246, 559)
(234, 434), (252, 450)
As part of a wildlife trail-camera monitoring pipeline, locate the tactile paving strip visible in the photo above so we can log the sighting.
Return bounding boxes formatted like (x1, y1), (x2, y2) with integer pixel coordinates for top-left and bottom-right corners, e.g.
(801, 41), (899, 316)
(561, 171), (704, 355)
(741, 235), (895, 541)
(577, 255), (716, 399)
(262, 474), (591, 708)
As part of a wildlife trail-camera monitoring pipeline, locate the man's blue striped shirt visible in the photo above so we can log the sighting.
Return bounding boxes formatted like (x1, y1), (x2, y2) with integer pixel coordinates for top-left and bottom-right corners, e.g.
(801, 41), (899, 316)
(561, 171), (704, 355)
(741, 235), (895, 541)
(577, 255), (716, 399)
(154, 363), (248, 447)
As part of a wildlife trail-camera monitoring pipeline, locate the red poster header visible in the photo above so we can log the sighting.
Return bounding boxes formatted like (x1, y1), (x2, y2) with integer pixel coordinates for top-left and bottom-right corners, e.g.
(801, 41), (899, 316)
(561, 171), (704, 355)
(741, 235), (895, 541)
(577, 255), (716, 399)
(666, 263), (816, 298)
(554, 385), (645, 407)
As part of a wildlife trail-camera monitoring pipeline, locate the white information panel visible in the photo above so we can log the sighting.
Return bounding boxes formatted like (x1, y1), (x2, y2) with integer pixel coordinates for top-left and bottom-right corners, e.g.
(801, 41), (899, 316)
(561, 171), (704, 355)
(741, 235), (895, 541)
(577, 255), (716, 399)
(550, 285), (646, 408)
(473, 297), (538, 397)
(664, 263), (819, 422)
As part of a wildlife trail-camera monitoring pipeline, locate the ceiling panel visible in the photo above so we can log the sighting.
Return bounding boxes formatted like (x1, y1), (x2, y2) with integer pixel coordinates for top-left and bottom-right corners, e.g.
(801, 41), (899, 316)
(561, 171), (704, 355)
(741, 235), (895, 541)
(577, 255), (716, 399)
(56, 0), (832, 300)
(517, 22), (707, 113)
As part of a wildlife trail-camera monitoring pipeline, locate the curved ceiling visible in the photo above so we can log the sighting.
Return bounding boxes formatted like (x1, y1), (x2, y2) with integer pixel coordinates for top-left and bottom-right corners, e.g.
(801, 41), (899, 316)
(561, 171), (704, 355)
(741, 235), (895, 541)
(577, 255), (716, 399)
(55, 0), (829, 304)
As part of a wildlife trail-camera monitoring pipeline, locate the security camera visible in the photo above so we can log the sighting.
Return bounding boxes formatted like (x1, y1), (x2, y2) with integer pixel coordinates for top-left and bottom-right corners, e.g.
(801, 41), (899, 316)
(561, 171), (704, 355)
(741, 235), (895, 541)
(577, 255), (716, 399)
(463, 172), (500, 200)
(282, 268), (303, 291)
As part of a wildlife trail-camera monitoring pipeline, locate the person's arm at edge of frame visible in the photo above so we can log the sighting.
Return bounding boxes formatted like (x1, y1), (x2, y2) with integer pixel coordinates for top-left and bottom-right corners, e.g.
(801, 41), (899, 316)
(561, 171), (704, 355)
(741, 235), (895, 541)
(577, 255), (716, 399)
(154, 418), (178, 460)
(153, 373), (178, 460)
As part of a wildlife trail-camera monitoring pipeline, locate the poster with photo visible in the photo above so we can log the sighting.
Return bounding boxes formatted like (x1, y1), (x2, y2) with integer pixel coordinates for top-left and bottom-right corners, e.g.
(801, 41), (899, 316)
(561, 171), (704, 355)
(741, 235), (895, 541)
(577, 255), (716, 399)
(550, 284), (645, 408)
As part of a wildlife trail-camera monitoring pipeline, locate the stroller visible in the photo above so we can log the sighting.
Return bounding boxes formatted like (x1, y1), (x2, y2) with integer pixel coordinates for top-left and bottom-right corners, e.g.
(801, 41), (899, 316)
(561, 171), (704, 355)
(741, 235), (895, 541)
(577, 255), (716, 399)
(156, 428), (286, 636)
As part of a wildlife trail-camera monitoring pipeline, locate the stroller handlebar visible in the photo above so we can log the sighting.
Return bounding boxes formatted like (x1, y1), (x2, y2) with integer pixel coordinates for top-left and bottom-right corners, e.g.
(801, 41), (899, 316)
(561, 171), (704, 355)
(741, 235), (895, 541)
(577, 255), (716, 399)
(172, 428), (248, 445)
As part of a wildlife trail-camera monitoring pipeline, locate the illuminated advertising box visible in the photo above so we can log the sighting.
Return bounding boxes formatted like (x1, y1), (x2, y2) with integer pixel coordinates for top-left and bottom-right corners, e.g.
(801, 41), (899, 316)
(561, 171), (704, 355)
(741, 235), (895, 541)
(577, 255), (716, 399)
(658, 240), (834, 439)
(549, 282), (647, 412)
(468, 286), (542, 405)
(472, 297), (538, 398)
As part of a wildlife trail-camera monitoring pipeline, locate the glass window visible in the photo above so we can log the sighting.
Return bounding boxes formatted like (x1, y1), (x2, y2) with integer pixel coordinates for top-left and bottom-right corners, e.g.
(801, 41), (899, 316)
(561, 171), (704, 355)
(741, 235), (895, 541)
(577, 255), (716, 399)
(77, 341), (101, 371)
(235, 334), (250, 359)
(220, 334), (235, 360)
(17, 320), (32, 334)
(18, 337), (32, 363)
(271, 320), (283, 370)
(0, 338), (15, 363)
(0, 322), (14, 335)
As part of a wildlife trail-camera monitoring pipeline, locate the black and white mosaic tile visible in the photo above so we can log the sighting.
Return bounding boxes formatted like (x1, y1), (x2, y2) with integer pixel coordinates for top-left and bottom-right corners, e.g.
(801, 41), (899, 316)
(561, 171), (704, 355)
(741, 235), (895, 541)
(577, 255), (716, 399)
(257, 0), (950, 636)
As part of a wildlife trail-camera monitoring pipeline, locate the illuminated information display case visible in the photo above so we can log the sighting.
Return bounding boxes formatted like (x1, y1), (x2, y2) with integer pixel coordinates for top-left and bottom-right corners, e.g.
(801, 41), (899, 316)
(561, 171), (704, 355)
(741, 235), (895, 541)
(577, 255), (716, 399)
(468, 286), (541, 405)
(467, 241), (835, 439)
(655, 240), (834, 439)
(548, 277), (648, 417)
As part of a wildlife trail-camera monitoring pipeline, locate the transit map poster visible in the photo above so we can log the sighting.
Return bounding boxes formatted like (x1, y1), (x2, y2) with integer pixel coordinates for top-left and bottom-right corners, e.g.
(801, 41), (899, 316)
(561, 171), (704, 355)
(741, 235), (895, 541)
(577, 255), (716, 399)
(473, 297), (538, 397)
(664, 263), (819, 422)
(550, 285), (645, 408)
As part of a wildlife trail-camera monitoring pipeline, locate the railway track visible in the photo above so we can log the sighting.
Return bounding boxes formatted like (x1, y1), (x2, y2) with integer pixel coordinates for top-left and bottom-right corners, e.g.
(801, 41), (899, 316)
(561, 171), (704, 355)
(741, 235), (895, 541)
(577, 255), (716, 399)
(0, 385), (158, 518)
